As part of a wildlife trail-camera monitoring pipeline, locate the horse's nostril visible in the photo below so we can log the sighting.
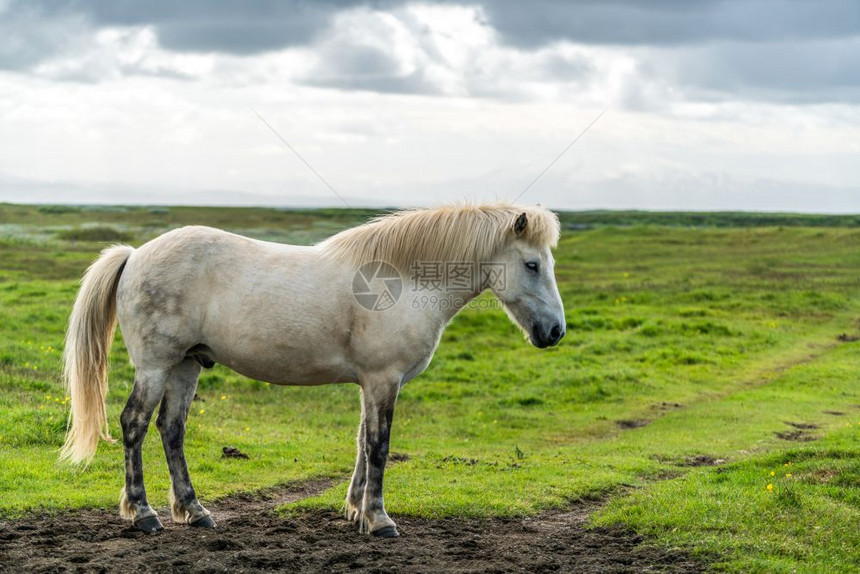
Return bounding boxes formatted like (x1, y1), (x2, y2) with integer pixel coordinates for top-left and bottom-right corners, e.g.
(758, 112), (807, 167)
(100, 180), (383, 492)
(550, 324), (562, 341)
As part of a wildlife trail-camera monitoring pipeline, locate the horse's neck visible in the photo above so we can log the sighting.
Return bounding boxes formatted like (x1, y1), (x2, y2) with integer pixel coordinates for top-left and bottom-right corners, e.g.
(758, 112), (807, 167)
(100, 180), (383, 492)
(424, 285), (486, 326)
(408, 254), (498, 325)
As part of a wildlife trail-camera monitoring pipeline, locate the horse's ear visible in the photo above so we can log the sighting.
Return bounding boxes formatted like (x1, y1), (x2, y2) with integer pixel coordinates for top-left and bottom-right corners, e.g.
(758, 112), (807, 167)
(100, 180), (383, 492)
(513, 212), (528, 235)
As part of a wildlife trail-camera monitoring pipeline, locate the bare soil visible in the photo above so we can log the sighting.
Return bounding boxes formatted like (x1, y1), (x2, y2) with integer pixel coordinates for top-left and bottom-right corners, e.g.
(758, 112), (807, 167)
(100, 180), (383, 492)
(680, 454), (725, 467)
(775, 429), (819, 442)
(775, 421), (822, 442)
(615, 419), (651, 430)
(783, 421), (820, 430)
(0, 480), (704, 574)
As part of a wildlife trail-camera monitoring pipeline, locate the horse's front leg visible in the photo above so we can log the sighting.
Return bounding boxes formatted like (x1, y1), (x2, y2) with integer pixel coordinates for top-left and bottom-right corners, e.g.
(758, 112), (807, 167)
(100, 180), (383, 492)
(358, 375), (400, 537)
(345, 406), (366, 523)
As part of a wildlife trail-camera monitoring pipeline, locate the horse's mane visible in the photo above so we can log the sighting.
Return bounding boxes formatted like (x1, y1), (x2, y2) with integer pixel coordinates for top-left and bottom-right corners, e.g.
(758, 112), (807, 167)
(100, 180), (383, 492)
(318, 203), (560, 270)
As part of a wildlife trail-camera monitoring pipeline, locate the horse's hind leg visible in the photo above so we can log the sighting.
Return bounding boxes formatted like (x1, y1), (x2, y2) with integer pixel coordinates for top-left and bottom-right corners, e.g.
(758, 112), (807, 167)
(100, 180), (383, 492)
(345, 399), (367, 523)
(156, 359), (214, 528)
(119, 368), (168, 533)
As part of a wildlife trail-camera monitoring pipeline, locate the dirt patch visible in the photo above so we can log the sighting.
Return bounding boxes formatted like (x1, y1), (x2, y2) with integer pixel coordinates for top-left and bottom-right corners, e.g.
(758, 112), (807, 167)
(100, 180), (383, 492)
(775, 430), (819, 442)
(616, 419), (651, 430)
(809, 469), (838, 483)
(649, 469), (684, 480)
(0, 481), (704, 574)
(822, 410), (845, 416)
(388, 452), (410, 464)
(221, 446), (249, 459)
(775, 421), (821, 442)
(651, 454), (725, 468)
(784, 421), (820, 430)
(836, 333), (860, 343)
(681, 454), (725, 467)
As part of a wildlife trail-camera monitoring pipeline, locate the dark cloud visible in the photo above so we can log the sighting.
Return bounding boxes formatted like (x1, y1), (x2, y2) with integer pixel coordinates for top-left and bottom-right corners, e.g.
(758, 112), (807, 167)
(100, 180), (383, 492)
(8, 0), (860, 55)
(2, 0), (859, 104)
(480, 0), (860, 47)
(16, 0), (372, 54)
(667, 38), (860, 104)
(89, 2), (334, 53)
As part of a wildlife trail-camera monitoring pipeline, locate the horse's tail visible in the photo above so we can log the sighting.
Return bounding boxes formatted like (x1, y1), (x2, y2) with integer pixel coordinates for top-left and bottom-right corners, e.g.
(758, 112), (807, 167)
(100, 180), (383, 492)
(60, 245), (134, 464)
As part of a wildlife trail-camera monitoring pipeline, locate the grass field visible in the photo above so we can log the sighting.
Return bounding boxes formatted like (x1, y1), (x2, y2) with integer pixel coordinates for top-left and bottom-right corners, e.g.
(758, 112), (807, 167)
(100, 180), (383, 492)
(0, 203), (858, 573)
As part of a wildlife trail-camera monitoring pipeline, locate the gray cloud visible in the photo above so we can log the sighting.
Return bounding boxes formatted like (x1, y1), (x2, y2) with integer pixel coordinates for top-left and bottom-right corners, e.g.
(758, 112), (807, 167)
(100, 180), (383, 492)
(0, 0), (378, 77)
(14, 0), (369, 55)
(0, 3), (91, 71)
(2, 0), (859, 104)
(306, 16), (445, 95)
(480, 0), (860, 47)
(666, 38), (860, 104)
(479, 0), (860, 104)
(32, 0), (859, 53)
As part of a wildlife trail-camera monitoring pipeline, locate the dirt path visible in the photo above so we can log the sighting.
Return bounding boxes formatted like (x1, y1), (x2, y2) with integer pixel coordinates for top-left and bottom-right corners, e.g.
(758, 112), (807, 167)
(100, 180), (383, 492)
(0, 479), (702, 574)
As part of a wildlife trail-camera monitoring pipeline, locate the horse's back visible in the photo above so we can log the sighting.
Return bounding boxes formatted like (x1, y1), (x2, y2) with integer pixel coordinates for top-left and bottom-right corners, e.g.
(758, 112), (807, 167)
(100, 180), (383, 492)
(118, 226), (266, 318)
(115, 226), (354, 381)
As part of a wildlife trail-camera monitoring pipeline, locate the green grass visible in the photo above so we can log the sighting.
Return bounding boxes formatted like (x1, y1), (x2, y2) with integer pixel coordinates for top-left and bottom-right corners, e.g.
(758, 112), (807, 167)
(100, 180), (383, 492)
(596, 424), (860, 573)
(0, 204), (858, 572)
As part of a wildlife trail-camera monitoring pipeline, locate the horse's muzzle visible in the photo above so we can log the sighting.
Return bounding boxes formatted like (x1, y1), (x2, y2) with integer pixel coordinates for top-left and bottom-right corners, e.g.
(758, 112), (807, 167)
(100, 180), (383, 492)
(532, 323), (565, 348)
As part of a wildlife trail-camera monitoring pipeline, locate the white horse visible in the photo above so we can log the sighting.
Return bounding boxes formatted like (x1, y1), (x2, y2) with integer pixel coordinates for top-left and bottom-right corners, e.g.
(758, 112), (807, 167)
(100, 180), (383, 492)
(60, 203), (566, 536)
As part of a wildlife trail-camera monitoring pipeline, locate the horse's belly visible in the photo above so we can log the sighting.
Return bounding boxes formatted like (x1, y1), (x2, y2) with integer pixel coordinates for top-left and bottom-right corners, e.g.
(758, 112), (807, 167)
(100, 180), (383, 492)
(202, 270), (356, 385)
(209, 334), (355, 386)
(219, 355), (354, 385)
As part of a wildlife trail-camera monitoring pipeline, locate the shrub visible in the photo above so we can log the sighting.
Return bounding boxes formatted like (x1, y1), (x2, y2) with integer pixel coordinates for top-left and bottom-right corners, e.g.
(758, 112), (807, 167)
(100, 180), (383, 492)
(56, 226), (133, 242)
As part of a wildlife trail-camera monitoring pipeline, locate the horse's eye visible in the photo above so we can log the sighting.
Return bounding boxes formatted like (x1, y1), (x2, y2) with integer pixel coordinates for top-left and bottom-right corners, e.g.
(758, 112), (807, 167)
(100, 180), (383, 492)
(525, 261), (539, 272)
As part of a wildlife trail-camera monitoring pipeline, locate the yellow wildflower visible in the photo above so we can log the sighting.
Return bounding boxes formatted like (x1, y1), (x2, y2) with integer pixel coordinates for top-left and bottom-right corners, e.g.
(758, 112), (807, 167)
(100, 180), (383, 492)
(769, 471), (775, 476)
(766, 484), (773, 492)
(199, 409), (205, 415)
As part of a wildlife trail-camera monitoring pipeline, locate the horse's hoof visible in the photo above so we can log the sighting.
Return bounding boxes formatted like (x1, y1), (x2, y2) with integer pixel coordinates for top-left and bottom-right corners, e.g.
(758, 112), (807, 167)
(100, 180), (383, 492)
(134, 515), (164, 533)
(189, 515), (216, 528)
(371, 525), (400, 538)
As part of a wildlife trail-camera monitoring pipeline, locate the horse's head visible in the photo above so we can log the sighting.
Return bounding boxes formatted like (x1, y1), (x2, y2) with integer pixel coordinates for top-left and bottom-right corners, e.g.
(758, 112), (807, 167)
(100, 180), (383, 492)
(489, 211), (566, 348)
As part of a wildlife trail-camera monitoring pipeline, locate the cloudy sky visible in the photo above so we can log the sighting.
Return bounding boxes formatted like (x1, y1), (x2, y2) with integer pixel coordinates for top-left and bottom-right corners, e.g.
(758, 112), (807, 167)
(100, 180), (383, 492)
(0, 0), (858, 211)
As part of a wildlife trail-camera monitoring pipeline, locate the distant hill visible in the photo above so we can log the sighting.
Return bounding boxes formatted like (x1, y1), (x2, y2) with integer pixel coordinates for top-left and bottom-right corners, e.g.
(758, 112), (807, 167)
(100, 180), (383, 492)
(556, 210), (860, 229)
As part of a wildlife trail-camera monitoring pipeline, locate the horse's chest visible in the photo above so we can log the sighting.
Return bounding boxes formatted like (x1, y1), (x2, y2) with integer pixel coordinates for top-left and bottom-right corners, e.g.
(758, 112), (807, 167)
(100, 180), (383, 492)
(401, 353), (434, 385)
